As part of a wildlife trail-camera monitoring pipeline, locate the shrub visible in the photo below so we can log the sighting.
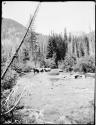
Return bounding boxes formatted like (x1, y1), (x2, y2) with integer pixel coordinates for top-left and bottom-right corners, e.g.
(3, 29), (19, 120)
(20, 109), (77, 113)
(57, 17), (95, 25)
(22, 61), (33, 73)
(40, 59), (46, 68)
(73, 56), (95, 73)
(12, 61), (33, 74)
(1, 68), (19, 90)
(44, 58), (57, 69)
(58, 60), (65, 70)
(40, 58), (57, 68)
(58, 54), (77, 71)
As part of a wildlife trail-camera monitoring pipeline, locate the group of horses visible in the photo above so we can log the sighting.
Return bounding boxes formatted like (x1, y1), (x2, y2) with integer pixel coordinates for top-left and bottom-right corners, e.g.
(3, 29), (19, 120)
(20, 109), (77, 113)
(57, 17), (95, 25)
(32, 68), (51, 74)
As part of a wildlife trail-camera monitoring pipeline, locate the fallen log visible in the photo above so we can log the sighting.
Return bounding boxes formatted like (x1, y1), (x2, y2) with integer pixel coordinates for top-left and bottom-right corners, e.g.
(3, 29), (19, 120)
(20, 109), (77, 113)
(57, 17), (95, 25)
(2, 87), (26, 115)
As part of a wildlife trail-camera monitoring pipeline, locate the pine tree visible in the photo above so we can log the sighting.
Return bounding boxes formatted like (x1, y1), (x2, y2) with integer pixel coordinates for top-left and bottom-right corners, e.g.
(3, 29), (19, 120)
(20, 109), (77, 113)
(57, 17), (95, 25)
(46, 33), (67, 67)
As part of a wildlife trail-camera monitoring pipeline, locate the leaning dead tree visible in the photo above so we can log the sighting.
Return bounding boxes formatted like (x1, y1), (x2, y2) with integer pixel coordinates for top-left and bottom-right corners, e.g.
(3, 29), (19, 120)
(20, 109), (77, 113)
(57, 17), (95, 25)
(1, 2), (41, 80)
(1, 2), (41, 116)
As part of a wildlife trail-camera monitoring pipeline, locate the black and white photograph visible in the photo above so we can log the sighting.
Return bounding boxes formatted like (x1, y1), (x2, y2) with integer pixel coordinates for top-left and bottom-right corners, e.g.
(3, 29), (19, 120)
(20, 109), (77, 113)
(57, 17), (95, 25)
(1, 1), (95, 124)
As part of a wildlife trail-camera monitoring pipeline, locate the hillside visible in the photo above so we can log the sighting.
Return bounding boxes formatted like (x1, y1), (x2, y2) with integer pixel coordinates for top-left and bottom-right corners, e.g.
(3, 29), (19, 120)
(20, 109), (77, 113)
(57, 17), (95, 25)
(1, 18), (26, 49)
(1, 18), (26, 41)
(1, 18), (49, 51)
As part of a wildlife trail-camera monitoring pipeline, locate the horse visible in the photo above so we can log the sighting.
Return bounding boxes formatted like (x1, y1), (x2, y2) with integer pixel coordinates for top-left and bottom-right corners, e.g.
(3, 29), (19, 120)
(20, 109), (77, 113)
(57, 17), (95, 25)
(33, 68), (39, 74)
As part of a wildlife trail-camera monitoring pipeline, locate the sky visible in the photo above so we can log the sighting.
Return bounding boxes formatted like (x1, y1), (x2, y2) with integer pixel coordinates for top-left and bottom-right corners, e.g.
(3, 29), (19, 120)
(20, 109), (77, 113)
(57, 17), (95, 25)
(2, 1), (95, 35)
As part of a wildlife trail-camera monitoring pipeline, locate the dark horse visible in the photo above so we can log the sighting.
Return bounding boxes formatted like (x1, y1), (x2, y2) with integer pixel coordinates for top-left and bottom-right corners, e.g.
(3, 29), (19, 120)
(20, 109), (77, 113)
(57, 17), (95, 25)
(33, 68), (39, 74)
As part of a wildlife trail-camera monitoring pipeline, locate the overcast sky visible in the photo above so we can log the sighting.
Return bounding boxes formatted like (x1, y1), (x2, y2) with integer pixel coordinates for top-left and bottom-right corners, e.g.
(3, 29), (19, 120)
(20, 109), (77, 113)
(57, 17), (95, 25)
(2, 1), (95, 35)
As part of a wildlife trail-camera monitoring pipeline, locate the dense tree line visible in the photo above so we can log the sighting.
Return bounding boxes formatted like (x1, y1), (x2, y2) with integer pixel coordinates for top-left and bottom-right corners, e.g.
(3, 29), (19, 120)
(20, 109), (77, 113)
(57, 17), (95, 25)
(46, 32), (68, 67)
(1, 29), (95, 76)
(46, 30), (95, 71)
